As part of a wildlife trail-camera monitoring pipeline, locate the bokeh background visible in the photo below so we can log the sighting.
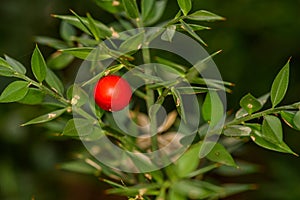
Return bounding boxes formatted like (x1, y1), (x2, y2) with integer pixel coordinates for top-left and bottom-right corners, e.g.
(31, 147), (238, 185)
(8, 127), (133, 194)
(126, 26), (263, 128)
(0, 0), (299, 199)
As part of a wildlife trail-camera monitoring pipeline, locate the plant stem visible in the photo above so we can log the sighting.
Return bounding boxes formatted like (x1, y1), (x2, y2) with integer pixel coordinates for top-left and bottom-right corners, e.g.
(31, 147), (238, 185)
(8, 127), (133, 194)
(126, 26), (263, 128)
(226, 102), (300, 127)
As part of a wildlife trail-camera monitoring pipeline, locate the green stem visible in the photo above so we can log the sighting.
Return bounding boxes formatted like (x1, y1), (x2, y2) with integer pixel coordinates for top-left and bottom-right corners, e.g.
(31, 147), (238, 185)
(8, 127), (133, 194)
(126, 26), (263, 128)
(226, 102), (300, 127)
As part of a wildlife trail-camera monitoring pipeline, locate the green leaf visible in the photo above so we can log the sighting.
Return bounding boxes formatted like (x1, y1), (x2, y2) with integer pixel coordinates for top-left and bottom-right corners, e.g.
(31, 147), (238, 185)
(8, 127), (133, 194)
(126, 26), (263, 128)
(186, 10), (225, 21)
(53, 15), (112, 39)
(47, 52), (74, 70)
(35, 36), (69, 49)
(180, 20), (206, 46)
(86, 13), (101, 41)
(141, 0), (155, 20)
(206, 142), (236, 167)
(31, 45), (47, 82)
(94, 0), (124, 14)
(202, 91), (224, 127)
(161, 25), (176, 42)
(0, 81), (29, 103)
(0, 57), (13, 68)
(223, 125), (252, 137)
(60, 20), (77, 41)
(175, 143), (202, 178)
(271, 60), (290, 108)
(4, 55), (26, 75)
(63, 118), (94, 137)
(250, 126), (297, 155)
(293, 111), (300, 130)
(18, 88), (45, 105)
(58, 160), (99, 175)
(262, 115), (283, 144)
(119, 31), (144, 53)
(61, 47), (111, 61)
(21, 108), (67, 126)
(0, 65), (15, 77)
(143, 0), (167, 25)
(122, 0), (139, 19)
(280, 111), (300, 130)
(239, 93), (263, 114)
(177, 0), (192, 16)
(45, 68), (64, 95)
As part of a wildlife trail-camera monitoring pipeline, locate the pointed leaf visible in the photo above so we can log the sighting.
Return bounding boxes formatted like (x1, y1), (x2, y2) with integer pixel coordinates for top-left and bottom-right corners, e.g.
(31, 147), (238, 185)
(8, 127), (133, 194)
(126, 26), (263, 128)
(67, 84), (89, 107)
(61, 47), (111, 61)
(58, 160), (99, 175)
(186, 10), (225, 21)
(206, 142), (236, 167)
(250, 126), (297, 155)
(240, 93), (263, 114)
(177, 0), (192, 16)
(31, 45), (47, 82)
(0, 81), (29, 103)
(4, 55), (26, 74)
(122, 0), (139, 19)
(63, 118), (94, 137)
(45, 68), (64, 95)
(271, 60), (290, 108)
(21, 108), (67, 126)
(86, 13), (101, 41)
(180, 20), (206, 46)
(262, 115), (283, 144)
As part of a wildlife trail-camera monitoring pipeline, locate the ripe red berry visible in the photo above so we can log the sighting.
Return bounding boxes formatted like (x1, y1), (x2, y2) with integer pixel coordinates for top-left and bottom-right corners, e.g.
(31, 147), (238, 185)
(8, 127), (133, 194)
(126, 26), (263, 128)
(94, 75), (132, 111)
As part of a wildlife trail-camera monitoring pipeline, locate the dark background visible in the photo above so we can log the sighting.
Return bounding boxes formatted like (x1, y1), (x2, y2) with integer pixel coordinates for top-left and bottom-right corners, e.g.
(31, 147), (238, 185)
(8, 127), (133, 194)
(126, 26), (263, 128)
(0, 0), (300, 199)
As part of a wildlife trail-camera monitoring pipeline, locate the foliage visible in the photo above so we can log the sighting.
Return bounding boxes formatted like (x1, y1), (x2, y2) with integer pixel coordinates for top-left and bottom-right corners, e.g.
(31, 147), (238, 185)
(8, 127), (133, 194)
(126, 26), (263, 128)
(0, 0), (299, 199)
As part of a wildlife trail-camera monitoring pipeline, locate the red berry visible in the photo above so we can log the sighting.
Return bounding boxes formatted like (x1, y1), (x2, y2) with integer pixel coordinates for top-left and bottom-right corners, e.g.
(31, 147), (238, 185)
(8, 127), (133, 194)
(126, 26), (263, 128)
(94, 75), (132, 111)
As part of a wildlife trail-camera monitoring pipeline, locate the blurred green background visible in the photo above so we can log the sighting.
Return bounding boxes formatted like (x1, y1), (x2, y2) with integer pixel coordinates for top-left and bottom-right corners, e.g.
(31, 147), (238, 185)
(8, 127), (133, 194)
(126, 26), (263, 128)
(0, 0), (299, 199)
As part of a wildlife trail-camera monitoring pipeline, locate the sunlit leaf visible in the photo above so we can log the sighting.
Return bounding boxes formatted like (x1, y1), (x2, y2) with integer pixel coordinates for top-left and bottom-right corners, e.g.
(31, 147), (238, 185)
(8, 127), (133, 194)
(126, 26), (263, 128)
(0, 81), (29, 103)
(271, 60), (290, 108)
(240, 93), (262, 114)
(186, 10), (225, 21)
(177, 0), (192, 16)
